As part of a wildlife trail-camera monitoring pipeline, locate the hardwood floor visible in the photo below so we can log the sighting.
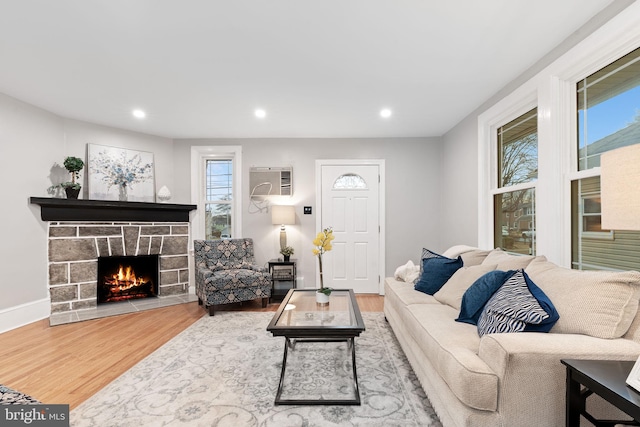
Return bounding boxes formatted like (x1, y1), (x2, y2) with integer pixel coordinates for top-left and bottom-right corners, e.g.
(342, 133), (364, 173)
(0, 294), (384, 409)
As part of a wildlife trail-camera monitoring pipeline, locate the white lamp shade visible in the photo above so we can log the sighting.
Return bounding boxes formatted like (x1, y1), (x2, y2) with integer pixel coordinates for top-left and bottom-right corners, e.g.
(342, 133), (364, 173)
(271, 205), (295, 225)
(601, 143), (640, 231)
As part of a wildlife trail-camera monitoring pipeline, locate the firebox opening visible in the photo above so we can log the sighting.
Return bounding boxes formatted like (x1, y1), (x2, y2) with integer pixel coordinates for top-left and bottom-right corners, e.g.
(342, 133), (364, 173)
(97, 255), (159, 304)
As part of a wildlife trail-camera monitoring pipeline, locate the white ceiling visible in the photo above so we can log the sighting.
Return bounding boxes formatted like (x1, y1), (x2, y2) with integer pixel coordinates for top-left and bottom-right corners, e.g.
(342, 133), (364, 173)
(0, 0), (614, 139)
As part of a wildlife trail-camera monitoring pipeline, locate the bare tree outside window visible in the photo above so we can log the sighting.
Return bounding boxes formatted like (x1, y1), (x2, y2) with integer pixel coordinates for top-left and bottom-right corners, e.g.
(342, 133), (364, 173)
(498, 109), (538, 188)
(495, 108), (538, 255)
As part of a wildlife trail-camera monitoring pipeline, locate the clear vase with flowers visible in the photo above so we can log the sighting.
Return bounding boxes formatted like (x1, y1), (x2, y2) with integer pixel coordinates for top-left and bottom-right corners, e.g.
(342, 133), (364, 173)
(312, 227), (334, 304)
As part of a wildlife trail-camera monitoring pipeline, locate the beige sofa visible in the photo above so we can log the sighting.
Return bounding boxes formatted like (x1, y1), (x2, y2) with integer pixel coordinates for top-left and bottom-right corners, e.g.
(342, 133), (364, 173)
(384, 246), (640, 427)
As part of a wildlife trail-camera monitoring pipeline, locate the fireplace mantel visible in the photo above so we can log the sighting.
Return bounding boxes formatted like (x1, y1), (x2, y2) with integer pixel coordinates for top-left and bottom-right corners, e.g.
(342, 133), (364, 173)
(30, 197), (197, 222)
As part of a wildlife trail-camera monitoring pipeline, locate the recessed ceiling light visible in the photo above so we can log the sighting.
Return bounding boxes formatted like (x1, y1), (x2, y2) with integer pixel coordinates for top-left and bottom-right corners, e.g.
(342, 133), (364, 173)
(132, 109), (146, 119)
(254, 109), (267, 119)
(380, 108), (392, 118)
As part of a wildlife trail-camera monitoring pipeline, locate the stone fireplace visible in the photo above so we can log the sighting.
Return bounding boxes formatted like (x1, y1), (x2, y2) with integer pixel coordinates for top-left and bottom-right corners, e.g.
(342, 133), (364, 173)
(48, 221), (190, 316)
(31, 197), (197, 326)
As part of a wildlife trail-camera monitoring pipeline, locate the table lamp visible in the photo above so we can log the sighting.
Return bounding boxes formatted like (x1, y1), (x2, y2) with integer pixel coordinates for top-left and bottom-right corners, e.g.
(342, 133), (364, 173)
(271, 205), (295, 250)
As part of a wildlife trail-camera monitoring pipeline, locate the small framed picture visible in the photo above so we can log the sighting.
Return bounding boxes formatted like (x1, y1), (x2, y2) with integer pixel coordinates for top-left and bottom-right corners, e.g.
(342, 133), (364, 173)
(626, 356), (640, 392)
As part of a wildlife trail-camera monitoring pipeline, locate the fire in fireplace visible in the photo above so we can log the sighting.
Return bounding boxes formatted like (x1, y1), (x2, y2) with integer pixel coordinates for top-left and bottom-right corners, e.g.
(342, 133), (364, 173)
(97, 255), (159, 304)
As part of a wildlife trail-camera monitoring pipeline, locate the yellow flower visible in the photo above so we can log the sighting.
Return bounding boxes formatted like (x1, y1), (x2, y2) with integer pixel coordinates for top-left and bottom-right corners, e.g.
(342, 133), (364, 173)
(312, 226), (334, 256)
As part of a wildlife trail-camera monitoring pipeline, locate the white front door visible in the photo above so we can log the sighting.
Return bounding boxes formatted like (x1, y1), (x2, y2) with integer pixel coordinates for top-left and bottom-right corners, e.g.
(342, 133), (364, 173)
(319, 163), (382, 293)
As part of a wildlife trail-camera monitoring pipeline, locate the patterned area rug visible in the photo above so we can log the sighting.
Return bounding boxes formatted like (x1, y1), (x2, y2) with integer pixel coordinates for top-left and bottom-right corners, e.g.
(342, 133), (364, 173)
(71, 311), (441, 426)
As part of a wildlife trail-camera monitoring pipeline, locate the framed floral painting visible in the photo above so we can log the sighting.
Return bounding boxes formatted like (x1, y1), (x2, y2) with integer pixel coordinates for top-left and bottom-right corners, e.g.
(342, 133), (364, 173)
(88, 144), (155, 202)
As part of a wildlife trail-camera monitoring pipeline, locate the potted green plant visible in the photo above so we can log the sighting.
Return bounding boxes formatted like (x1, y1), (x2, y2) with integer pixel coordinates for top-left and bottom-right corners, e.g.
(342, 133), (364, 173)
(280, 246), (294, 262)
(61, 156), (84, 199)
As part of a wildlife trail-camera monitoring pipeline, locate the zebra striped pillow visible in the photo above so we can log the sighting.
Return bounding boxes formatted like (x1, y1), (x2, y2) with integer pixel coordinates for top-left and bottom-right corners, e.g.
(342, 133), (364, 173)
(477, 269), (559, 337)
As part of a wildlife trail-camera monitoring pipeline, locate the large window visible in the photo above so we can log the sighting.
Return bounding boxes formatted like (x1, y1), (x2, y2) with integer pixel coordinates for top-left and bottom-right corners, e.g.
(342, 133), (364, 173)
(205, 159), (233, 240)
(494, 108), (538, 255)
(577, 47), (640, 171)
(572, 47), (640, 270)
(191, 146), (242, 241)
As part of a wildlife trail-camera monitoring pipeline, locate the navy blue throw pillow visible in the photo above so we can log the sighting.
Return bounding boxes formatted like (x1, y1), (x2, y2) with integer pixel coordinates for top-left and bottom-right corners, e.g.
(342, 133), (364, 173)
(414, 250), (463, 295)
(456, 270), (516, 325)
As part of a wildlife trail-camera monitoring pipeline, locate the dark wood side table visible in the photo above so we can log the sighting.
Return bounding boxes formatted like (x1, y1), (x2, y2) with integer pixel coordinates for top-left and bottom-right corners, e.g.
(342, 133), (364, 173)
(561, 359), (640, 427)
(268, 258), (297, 301)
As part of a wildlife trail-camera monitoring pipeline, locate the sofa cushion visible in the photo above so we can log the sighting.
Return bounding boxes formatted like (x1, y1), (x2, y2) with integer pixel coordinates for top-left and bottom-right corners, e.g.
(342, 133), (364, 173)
(481, 248), (536, 270)
(414, 249), (463, 295)
(385, 277), (440, 307)
(461, 250), (493, 266)
(456, 270), (516, 325)
(477, 270), (559, 336)
(405, 304), (498, 411)
(525, 257), (640, 339)
(433, 264), (497, 310)
(441, 245), (492, 267)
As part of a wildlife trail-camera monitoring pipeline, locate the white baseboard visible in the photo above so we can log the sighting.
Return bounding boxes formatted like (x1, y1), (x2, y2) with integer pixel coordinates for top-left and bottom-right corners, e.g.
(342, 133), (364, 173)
(0, 298), (50, 334)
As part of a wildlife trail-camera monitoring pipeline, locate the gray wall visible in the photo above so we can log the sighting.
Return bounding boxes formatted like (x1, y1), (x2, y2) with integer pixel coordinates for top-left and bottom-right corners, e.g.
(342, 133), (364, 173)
(1, 93), (64, 312)
(173, 137), (442, 288)
(440, 114), (480, 249)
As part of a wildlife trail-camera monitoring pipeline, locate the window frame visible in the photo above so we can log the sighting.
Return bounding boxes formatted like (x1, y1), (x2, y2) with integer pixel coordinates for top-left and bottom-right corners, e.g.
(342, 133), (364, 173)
(578, 187), (614, 240)
(568, 47), (640, 268)
(190, 146), (242, 241)
(480, 97), (538, 250)
(204, 158), (234, 240)
(492, 105), (539, 255)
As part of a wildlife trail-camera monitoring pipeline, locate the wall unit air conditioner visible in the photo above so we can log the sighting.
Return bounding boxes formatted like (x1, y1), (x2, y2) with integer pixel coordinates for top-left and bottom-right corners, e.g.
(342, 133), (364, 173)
(249, 167), (292, 197)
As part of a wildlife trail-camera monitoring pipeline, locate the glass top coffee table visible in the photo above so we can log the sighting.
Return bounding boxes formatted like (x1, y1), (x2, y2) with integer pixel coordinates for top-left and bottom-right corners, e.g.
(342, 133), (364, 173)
(266, 289), (365, 405)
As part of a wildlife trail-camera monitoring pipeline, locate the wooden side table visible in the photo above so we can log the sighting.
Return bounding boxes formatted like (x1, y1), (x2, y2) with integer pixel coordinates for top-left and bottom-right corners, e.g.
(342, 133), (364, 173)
(268, 259), (297, 301)
(561, 359), (640, 427)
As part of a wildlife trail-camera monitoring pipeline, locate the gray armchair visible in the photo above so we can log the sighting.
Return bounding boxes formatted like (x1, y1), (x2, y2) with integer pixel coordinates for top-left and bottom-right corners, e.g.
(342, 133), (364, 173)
(194, 238), (271, 316)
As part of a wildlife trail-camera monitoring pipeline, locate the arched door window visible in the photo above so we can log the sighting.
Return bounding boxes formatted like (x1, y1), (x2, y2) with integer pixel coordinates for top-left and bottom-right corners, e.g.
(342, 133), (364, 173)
(333, 173), (368, 189)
